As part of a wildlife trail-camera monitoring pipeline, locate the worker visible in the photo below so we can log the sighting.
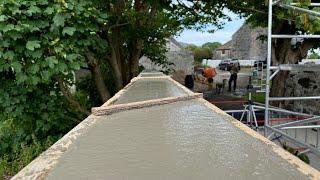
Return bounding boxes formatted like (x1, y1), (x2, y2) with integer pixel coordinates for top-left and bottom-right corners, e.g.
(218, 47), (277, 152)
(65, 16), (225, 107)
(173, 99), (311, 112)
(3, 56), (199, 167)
(228, 63), (239, 92)
(184, 74), (194, 90)
(203, 67), (217, 90)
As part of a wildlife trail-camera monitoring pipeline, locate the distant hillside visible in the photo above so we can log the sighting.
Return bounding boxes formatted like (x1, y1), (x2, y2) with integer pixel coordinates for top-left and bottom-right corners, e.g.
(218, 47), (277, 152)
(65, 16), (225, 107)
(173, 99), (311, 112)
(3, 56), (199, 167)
(178, 41), (192, 48)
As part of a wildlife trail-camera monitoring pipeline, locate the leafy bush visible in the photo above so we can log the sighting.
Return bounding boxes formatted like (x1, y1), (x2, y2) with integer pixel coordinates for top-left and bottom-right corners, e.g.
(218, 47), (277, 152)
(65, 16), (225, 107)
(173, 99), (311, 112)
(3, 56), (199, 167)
(283, 143), (310, 164)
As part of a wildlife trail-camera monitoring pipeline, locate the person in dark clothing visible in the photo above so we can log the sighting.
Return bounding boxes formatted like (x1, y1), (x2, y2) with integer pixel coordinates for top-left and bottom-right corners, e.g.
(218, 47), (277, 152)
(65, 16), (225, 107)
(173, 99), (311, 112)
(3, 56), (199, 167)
(228, 64), (239, 92)
(184, 75), (194, 90)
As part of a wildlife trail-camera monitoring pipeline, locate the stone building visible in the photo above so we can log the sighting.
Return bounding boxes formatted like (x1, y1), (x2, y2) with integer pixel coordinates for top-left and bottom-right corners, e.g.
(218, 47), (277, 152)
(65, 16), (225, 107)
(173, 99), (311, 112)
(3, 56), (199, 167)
(139, 38), (194, 74)
(213, 41), (232, 59)
(213, 24), (267, 60)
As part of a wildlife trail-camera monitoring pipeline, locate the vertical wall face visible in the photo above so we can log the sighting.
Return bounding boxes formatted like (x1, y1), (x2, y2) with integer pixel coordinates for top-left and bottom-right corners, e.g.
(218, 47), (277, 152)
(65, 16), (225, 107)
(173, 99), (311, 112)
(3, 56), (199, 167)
(213, 24), (267, 61)
(231, 24), (267, 60)
(166, 51), (194, 74)
(139, 38), (194, 75)
(284, 71), (320, 115)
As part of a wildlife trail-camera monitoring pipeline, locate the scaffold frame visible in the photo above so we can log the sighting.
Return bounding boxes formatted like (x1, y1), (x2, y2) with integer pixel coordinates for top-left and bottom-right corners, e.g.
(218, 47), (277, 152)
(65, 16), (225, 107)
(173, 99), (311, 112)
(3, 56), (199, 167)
(264, 0), (320, 156)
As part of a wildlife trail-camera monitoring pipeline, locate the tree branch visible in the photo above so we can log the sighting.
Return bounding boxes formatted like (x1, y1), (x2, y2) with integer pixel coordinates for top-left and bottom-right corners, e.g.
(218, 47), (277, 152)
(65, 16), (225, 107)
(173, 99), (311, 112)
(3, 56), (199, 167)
(108, 22), (130, 30)
(55, 76), (90, 116)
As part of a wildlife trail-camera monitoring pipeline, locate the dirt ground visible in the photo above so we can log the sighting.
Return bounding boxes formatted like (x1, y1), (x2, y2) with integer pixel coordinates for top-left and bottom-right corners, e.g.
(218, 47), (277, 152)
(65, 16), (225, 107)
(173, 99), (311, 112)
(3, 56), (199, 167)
(171, 69), (250, 110)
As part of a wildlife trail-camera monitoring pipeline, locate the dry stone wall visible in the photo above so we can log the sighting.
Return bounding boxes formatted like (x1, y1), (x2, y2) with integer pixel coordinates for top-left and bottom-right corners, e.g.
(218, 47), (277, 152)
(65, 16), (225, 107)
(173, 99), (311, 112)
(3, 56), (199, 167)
(139, 38), (194, 74)
(213, 24), (267, 60)
(284, 71), (320, 115)
(231, 24), (267, 60)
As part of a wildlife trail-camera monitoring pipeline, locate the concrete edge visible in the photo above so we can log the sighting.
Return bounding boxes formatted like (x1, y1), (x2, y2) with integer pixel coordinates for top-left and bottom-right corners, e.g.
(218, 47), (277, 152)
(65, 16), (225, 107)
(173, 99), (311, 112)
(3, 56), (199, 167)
(11, 115), (101, 180)
(166, 75), (195, 95)
(198, 98), (320, 179)
(11, 75), (194, 180)
(102, 75), (193, 107)
(137, 72), (165, 77)
(101, 77), (140, 107)
(12, 74), (320, 179)
(92, 93), (203, 116)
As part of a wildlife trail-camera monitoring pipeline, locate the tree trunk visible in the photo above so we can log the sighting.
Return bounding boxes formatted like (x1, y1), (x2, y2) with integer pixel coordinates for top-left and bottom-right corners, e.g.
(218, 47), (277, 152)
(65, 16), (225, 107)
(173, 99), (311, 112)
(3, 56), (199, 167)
(129, 39), (144, 78)
(109, 47), (124, 90)
(270, 38), (315, 107)
(87, 52), (111, 103)
(107, 34), (124, 91)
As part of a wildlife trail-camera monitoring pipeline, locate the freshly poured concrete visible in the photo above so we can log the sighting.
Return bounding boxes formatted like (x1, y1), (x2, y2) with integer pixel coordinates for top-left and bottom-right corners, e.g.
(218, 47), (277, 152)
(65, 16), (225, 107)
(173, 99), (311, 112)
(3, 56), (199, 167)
(139, 72), (165, 77)
(114, 78), (187, 104)
(47, 100), (310, 180)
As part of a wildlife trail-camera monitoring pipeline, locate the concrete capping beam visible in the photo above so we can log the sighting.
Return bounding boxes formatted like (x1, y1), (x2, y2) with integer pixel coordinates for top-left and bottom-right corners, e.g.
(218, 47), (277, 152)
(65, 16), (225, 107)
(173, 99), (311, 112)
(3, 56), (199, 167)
(101, 77), (140, 107)
(12, 74), (197, 180)
(101, 75), (193, 107)
(13, 73), (320, 179)
(137, 72), (165, 77)
(198, 98), (320, 179)
(92, 93), (203, 116)
(12, 115), (101, 180)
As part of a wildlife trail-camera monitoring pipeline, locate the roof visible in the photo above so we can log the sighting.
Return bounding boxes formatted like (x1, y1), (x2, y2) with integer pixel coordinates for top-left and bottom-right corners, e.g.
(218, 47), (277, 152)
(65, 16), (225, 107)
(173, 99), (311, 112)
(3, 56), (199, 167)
(169, 37), (184, 50)
(216, 40), (232, 50)
(13, 72), (320, 180)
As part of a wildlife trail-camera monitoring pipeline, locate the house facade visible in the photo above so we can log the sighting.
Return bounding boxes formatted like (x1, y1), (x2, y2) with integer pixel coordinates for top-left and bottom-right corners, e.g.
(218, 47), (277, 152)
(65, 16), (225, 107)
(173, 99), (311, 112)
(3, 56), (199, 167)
(213, 41), (232, 59)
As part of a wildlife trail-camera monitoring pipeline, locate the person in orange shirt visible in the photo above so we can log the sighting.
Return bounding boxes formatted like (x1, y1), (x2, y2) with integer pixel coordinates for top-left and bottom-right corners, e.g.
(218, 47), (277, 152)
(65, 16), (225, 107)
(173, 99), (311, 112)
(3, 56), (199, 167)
(202, 67), (217, 90)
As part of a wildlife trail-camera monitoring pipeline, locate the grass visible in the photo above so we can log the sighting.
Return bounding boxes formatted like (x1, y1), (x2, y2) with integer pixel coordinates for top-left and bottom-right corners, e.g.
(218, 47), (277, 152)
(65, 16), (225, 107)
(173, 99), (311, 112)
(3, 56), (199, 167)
(244, 92), (265, 104)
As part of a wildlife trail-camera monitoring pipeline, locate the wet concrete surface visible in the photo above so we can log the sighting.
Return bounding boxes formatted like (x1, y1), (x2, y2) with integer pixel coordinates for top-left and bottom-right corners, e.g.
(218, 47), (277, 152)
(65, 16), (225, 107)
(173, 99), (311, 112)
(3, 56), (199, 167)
(47, 100), (310, 180)
(139, 72), (165, 77)
(114, 79), (187, 104)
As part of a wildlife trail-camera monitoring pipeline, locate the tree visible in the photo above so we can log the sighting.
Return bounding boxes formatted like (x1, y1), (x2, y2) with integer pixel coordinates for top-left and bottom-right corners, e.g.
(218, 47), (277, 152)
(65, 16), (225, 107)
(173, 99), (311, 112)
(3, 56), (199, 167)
(202, 42), (221, 51)
(1, 0), (229, 176)
(100, 0), (228, 93)
(185, 44), (198, 52)
(226, 0), (320, 106)
(0, 0), (108, 176)
(185, 41), (221, 63)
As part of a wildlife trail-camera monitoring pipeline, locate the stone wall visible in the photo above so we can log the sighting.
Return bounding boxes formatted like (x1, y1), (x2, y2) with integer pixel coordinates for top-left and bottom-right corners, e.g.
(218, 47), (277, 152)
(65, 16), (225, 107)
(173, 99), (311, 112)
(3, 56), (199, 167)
(166, 51), (194, 74)
(284, 71), (320, 115)
(139, 51), (194, 74)
(139, 38), (194, 74)
(231, 24), (267, 60)
(213, 24), (267, 60)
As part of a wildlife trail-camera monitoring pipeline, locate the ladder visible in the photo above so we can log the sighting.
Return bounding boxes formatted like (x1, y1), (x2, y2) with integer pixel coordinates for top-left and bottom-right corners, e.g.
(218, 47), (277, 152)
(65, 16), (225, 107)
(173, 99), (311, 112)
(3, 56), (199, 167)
(265, 0), (320, 156)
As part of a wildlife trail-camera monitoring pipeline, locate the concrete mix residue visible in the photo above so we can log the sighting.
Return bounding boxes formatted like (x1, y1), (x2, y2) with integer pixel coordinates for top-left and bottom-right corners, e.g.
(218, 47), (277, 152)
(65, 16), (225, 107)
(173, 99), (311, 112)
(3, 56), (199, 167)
(47, 100), (310, 180)
(114, 79), (187, 105)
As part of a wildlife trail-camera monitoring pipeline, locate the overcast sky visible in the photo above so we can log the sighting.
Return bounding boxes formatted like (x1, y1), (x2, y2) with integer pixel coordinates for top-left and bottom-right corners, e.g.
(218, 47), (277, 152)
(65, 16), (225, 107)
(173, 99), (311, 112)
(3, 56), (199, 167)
(175, 12), (245, 46)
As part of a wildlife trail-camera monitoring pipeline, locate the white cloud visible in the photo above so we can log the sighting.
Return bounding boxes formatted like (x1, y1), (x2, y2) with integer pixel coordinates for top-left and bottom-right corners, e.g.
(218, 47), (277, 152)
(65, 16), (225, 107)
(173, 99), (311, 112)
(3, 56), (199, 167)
(175, 30), (234, 46)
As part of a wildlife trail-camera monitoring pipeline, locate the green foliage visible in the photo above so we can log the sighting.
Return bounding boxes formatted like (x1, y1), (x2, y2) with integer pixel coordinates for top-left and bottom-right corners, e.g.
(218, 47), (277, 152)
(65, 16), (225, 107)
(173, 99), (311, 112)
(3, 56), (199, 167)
(245, 92), (266, 103)
(202, 42), (222, 51)
(0, 0), (108, 177)
(0, 122), (59, 177)
(227, 0), (320, 36)
(185, 42), (221, 62)
(308, 52), (320, 59)
(0, 0), (232, 177)
(283, 143), (310, 164)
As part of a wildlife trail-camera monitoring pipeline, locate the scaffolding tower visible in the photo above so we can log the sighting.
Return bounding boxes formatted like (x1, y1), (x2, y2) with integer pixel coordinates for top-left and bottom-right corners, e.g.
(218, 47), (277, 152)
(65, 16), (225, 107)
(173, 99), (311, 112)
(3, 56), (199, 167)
(264, 0), (320, 156)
